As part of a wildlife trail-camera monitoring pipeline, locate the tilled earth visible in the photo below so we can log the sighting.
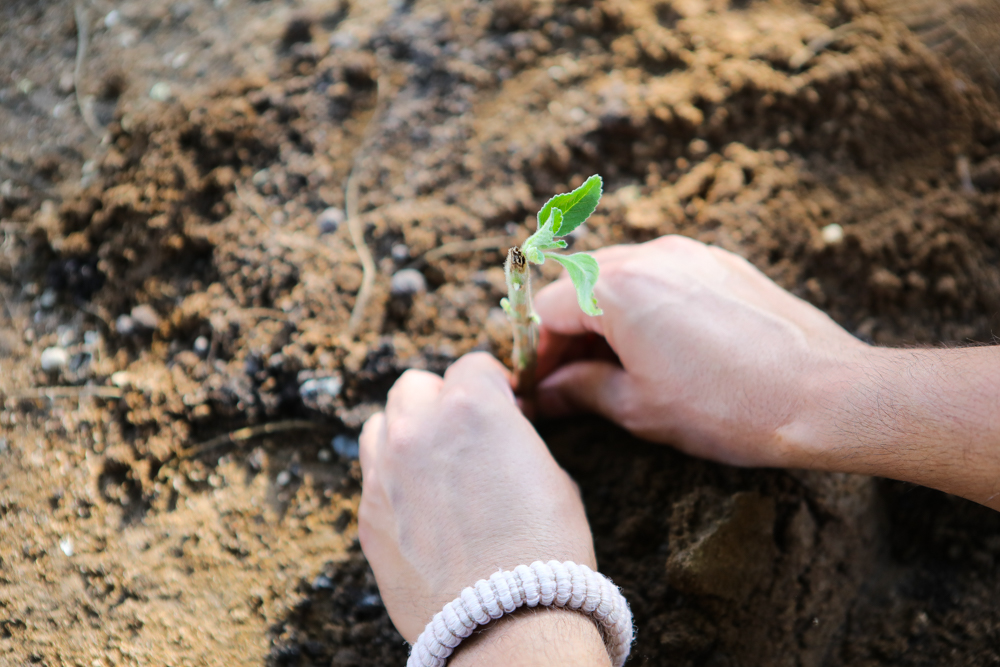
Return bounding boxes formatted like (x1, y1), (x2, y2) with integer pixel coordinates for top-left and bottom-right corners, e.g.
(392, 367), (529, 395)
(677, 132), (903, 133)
(2, 0), (1000, 666)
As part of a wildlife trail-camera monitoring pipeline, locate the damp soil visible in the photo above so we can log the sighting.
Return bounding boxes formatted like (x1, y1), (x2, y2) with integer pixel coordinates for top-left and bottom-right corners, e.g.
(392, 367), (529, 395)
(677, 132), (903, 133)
(2, 0), (1000, 665)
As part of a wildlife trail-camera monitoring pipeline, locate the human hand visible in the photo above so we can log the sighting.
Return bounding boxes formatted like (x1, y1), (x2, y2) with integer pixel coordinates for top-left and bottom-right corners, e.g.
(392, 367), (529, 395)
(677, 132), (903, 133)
(533, 235), (868, 469)
(358, 352), (598, 644)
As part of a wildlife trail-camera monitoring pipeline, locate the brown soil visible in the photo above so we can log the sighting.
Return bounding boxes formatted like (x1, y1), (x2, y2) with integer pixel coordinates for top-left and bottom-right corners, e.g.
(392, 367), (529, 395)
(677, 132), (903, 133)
(2, 1), (1000, 666)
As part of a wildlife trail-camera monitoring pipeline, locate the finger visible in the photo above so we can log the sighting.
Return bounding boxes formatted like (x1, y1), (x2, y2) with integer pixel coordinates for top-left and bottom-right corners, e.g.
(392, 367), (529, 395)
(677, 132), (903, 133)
(536, 330), (618, 381)
(359, 411), (385, 480)
(536, 360), (636, 425)
(443, 352), (515, 404)
(385, 369), (444, 422)
(534, 275), (609, 337)
(536, 329), (576, 380)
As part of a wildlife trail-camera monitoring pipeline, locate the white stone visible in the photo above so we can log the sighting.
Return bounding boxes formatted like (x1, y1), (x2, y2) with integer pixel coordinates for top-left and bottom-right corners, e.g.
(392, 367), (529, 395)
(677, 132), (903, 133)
(193, 336), (210, 356)
(317, 207), (345, 234)
(59, 537), (74, 557)
(115, 314), (135, 335)
(40, 347), (69, 372)
(390, 268), (427, 296)
(130, 304), (159, 330)
(149, 82), (172, 101)
(299, 375), (343, 399)
(821, 223), (844, 245)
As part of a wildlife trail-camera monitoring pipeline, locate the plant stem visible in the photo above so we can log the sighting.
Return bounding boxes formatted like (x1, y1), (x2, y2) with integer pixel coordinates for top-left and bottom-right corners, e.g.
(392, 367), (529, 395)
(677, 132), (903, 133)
(504, 247), (538, 398)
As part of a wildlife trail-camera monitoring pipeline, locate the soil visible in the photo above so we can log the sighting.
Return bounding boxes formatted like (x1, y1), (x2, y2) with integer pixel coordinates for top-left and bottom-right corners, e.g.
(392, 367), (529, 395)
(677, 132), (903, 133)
(2, 0), (1000, 666)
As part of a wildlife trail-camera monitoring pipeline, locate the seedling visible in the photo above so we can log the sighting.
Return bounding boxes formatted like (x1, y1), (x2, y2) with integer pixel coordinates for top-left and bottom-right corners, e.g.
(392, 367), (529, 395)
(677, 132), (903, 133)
(502, 174), (603, 396)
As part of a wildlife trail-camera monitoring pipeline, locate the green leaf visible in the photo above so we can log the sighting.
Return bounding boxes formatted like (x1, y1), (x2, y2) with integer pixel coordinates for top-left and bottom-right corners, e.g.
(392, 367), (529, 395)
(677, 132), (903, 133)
(544, 251), (602, 316)
(522, 208), (567, 264)
(537, 174), (603, 237)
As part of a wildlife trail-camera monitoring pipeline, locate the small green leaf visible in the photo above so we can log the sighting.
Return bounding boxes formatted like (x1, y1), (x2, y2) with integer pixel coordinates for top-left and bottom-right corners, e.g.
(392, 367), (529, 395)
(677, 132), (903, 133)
(500, 297), (512, 316)
(537, 175), (603, 237)
(522, 208), (567, 264)
(544, 251), (602, 316)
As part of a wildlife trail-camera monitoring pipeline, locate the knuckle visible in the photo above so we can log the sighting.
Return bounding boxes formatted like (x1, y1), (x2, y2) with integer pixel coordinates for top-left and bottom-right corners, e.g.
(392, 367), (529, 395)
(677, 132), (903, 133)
(383, 417), (424, 457)
(389, 369), (431, 395)
(613, 391), (647, 434)
(448, 351), (499, 376)
(438, 385), (486, 422)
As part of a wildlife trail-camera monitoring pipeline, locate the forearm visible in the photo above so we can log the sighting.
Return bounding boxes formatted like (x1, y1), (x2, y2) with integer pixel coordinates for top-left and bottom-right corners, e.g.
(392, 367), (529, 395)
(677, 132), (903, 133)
(450, 607), (610, 667)
(797, 346), (1000, 509)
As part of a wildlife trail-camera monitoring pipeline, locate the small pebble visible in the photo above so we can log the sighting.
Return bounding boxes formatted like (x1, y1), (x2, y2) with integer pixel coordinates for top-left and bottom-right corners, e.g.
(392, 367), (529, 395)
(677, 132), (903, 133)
(115, 314), (135, 335)
(0, 439), (8, 453)
(149, 82), (172, 101)
(358, 593), (382, 608)
(104, 9), (121, 27)
(193, 335), (210, 356)
(390, 269), (427, 296)
(821, 223), (844, 245)
(130, 304), (160, 330)
(83, 330), (100, 347)
(332, 434), (360, 460)
(40, 347), (69, 372)
(58, 72), (75, 93)
(300, 375), (343, 400)
(390, 243), (410, 262)
(69, 352), (91, 374)
(276, 470), (293, 487)
(59, 537), (74, 557)
(57, 325), (77, 347)
(39, 289), (57, 309)
(317, 207), (345, 234)
(312, 574), (334, 590)
(329, 30), (359, 51)
(317, 448), (332, 462)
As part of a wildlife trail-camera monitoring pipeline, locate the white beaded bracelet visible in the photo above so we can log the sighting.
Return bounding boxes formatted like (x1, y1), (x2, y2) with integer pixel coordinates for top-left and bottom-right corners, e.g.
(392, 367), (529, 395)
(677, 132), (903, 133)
(406, 560), (633, 667)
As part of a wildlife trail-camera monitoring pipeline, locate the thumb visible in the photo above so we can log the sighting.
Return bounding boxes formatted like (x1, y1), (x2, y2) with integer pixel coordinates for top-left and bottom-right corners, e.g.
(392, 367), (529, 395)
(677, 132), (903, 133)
(534, 276), (608, 338)
(536, 360), (636, 425)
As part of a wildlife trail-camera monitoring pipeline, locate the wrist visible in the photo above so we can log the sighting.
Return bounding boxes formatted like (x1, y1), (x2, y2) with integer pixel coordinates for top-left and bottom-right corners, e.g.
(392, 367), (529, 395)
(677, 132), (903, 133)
(450, 607), (609, 667)
(774, 344), (876, 470)
(785, 345), (1000, 509)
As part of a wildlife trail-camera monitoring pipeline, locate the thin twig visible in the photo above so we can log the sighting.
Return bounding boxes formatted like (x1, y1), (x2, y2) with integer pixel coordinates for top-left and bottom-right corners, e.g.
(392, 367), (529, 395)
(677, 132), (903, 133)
(234, 183), (271, 226)
(7, 386), (123, 401)
(345, 70), (392, 341)
(74, 3), (103, 137)
(0, 287), (14, 323)
(790, 21), (866, 70)
(177, 419), (328, 459)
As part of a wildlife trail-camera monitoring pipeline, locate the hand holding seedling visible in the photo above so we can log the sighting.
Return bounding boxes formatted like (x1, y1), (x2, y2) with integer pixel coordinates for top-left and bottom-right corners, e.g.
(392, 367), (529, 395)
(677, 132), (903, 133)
(358, 353), (606, 665)
(534, 235), (1000, 510)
